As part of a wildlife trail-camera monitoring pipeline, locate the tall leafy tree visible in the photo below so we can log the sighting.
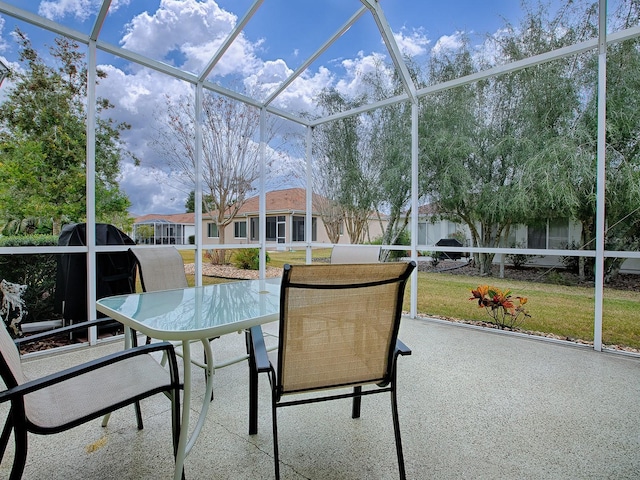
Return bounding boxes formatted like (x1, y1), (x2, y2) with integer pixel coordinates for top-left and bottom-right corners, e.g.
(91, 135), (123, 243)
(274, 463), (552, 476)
(420, 3), (588, 275)
(0, 29), (132, 235)
(569, 0), (640, 281)
(364, 59), (417, 260)
(314, 88), (377, 244)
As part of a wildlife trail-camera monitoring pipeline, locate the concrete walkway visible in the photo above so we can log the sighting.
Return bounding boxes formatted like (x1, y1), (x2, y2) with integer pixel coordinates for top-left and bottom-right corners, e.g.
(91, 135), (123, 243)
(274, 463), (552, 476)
(1, 317), (639, 479)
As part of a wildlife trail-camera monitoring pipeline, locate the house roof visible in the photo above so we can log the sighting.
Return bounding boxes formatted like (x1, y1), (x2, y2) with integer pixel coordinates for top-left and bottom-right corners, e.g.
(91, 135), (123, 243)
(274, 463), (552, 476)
(234, 188), (322, 216)
(133, 188), (320, 224)
(134, 188), (386, 222)
(134, 212), (195, 225)
(417, 203), (440, 216)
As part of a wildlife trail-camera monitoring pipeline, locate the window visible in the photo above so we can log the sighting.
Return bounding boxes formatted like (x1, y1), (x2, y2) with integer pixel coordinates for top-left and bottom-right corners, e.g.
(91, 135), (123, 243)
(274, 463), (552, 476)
(548, 219), (569, 249)
(250, 216), (277, 241)
(266, 217), (277, 241)
(292, 216), (317, 242)
(234, 221), (247, 238)
(250, 217), (259, 241)
(292, 216), (304, 241)
(207, 223), (219, 238)
(527, 219), (570, 249)
(527, 225), (546, 249)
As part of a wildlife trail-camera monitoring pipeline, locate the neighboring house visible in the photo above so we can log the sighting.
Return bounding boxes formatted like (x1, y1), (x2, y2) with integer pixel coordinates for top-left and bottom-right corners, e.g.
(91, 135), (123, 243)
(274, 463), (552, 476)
(132, 188), (386, 248)
(132, 213), (195, 245)
(412, 204), (640, 274)
(203, 188), (386, 247)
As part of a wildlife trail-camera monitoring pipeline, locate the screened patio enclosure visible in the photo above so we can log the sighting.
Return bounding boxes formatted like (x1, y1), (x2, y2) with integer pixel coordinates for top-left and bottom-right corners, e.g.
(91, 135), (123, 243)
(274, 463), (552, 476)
(0, 0), (638, 352)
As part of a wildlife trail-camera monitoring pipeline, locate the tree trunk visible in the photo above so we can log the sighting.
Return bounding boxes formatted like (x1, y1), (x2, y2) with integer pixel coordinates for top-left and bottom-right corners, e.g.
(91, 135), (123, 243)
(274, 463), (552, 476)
(478, 252), (494, 276)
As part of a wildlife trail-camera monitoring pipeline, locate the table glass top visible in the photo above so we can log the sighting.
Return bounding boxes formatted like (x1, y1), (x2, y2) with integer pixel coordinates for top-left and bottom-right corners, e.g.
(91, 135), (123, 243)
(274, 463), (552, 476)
(96, 278), (281, 336)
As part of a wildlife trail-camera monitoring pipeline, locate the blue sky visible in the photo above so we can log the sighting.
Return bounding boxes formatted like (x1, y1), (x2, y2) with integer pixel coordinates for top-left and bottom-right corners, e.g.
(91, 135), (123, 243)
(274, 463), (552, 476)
(0, 0), (566, 215)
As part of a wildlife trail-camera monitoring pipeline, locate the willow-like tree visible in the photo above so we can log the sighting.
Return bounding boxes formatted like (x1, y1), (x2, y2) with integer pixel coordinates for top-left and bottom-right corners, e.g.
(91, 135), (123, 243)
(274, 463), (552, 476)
(561, 0), (640, 281)
(420, 2), (589, 275)
(314, 88), (377, 244)
(0, 29), (132, 235)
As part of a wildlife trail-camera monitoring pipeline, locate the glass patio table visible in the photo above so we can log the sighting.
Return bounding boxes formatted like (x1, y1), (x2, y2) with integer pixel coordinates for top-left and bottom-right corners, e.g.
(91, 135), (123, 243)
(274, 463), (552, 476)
(96, 278), (281, 480)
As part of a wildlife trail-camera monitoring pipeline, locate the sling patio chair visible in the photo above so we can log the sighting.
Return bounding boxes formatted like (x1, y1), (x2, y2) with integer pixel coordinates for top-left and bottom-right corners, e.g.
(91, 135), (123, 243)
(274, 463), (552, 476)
(129, 246), (188, 294)
(129, 246), (216, 398)
(247, 260), (416, 480)
(129, 246), (189, 345)
(0, 318), (182, 480)
(330, 244), (381, 264)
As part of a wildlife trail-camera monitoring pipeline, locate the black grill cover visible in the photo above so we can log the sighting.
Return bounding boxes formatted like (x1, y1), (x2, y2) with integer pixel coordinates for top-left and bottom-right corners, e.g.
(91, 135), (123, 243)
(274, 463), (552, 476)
(435, 238), (463, 260)
(54, 223), (137, 323)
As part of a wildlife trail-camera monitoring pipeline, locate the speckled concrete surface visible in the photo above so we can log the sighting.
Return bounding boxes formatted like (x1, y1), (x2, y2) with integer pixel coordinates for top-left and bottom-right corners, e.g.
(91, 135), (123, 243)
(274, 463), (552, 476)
(2, 317), (639, 479)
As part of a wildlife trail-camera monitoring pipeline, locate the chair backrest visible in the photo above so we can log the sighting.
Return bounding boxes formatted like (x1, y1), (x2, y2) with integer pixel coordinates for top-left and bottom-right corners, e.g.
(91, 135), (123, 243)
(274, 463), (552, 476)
(129, 247), (188, 292)
(276, 261), (415, 396)
(330, 245), (381, 264)
(0, 324), (26, 389)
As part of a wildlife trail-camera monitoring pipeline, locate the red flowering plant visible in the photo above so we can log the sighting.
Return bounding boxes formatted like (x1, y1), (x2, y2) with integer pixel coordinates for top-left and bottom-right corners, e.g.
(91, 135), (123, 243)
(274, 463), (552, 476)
(469, 285), (530, 330)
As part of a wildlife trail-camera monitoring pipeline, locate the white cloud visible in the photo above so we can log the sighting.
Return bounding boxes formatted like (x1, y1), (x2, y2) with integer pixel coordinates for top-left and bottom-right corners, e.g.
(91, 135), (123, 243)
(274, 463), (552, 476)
(23, 0), (406, 213)
(120, 0), (260, 76)
(432, 31), (465, 56)
(336, 51), (391, 97)
(393, 27), (430, 57)
(0, 17), (9, 53)
(38, 0), (129, 21)
(119, 162), (188, 215)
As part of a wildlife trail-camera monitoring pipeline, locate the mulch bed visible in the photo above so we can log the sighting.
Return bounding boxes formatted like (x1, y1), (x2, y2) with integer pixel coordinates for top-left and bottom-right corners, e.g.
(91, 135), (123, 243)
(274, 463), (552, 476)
(417, 258), (640, 291)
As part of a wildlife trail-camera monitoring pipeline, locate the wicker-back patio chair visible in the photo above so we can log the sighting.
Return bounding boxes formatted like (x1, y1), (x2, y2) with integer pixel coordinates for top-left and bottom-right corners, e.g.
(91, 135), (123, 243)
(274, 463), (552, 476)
(248, 261), (415, 479)
(0, 320), (182, 480)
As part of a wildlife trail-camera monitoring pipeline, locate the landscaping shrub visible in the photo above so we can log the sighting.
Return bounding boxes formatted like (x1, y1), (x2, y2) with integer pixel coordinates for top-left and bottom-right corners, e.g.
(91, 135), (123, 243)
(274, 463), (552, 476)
(506, 242), (535, 270)
(0, 235), (59, 330)
(232, 248), (270, 270)
(371, 229), (410, 261)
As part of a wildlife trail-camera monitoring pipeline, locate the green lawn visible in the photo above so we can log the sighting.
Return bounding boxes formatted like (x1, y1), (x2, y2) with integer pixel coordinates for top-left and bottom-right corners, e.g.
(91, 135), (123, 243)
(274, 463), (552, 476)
(182, 248), (640, 350)
(409, 272), (640, 349)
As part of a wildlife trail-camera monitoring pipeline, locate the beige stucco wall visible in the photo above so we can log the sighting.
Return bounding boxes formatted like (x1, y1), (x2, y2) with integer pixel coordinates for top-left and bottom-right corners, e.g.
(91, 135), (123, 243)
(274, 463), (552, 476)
(202, 213), (387, 246)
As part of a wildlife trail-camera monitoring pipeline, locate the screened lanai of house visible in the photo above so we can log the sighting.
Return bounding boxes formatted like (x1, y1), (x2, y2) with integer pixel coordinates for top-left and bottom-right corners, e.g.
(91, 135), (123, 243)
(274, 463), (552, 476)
(0, 0), (638, 352)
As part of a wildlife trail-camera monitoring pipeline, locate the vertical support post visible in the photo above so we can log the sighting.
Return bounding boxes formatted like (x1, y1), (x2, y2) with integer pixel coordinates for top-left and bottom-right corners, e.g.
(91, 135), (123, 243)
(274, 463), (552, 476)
(259, 108), (267, 279)
(593, 0), (608, 351)
(410, 102), (419, 318)
(195, 84), (204, 286)
(86, 40), (98, 344)
(305, 126), (313, 264)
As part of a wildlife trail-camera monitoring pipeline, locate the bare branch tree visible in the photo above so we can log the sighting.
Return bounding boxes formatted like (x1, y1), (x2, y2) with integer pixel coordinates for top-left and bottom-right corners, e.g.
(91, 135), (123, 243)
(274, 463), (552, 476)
(153, 91), (282, 261)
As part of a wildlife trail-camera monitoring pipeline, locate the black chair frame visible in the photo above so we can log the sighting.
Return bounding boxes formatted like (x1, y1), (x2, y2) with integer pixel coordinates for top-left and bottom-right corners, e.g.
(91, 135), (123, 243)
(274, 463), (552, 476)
(0, 319), (182, 480)
(247, 261), (415, 480)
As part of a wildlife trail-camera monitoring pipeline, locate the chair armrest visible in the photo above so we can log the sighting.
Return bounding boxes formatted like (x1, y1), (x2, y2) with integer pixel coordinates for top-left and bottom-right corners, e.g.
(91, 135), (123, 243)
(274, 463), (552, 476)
(0, 341), (179, 403)
(249, 325), (272, 372)
(15, 318), (120, 347)
(395, 339), (412, 356)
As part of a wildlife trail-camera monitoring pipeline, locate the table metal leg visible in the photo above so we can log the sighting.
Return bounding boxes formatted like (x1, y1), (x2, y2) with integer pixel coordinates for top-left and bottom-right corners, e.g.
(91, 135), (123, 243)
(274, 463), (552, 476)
(173, 337), (216, 480)
(174, 340), (190, 480)
(246, 329), (259, 435)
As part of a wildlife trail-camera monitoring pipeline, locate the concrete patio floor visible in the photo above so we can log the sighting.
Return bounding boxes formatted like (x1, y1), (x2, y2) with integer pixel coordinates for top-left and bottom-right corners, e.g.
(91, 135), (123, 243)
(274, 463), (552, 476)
(1, 317), (639, 479)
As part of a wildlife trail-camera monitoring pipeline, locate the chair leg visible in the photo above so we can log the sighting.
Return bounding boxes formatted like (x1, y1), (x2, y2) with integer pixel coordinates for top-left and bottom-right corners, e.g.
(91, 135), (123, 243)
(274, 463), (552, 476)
(390, 384), (407, 480)
(135, 401), (144, 430)
(271, 392), (280, 480)
(352, 386), (362, 419)
(170, 387), (185, 480)
(9, 423), (27, 480)
(0, 409), (14, 461)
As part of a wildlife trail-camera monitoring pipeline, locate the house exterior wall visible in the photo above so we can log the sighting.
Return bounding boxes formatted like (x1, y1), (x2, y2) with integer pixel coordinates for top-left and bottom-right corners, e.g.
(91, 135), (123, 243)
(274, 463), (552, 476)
(202, 212), (386, 248)
(413, 217), (640, 274)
